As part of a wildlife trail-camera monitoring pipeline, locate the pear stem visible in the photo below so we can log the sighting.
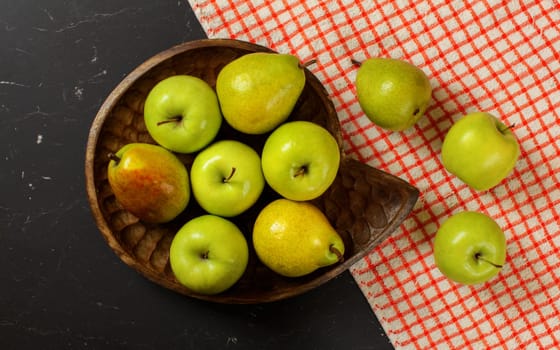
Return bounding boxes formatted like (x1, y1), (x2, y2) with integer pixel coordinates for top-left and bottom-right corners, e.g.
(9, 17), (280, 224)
(351, 58), (362, 67)
(299, 59), (317, 69)
(107, 153), (120, 165)
(330, 245), (344, 263)
(157, 115), (182, 126)
(223, 167), (236, 183)
(475, 253), (503, 268)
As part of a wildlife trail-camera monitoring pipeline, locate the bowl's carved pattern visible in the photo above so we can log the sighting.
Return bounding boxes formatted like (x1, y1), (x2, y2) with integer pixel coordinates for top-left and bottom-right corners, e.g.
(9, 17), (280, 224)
(85, 39), (419, 303)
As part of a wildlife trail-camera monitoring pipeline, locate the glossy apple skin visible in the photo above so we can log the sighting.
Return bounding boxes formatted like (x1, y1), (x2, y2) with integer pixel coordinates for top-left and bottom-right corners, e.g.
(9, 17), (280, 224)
(190, 140), (264, 217)
(144, 75), (222, 154)
(441, 112), (520, 191)
(169, 215), (249, 295)
(433, 211), (507, 285)
(107, 143), (190, 223)
(261, 121), (340, 201)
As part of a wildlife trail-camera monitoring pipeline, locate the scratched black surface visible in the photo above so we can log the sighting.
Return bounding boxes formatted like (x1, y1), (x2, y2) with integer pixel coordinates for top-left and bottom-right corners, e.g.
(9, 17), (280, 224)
(0, 1), (394, 349)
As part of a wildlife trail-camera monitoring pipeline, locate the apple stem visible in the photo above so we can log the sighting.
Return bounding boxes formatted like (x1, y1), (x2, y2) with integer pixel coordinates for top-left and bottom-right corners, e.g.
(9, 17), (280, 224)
(156, 115), (182, 126)
(475, 253), (503, 268)
(299, 59), (317, 69)
(330, 245), (344, 263)
(351, 58), (362, 67)
(293, 165), (307, 178)
(223, 167), (236, 183)
(499, 123), (516, 133)
(200, 251), (209, 260)
(107, 153), (120, 165)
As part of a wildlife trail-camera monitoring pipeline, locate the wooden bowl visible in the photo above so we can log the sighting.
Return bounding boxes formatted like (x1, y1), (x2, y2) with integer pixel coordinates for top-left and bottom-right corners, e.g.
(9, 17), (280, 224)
(85, 39), (419, 304)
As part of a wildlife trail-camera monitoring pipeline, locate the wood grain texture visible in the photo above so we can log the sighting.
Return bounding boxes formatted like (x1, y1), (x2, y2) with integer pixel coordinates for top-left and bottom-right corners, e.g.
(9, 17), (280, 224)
(85, 39), (419, 304)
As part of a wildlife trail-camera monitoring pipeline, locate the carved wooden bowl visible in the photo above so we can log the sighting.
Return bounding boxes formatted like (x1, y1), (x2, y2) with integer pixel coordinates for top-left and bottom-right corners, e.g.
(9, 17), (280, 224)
(85, 39), (419, 304)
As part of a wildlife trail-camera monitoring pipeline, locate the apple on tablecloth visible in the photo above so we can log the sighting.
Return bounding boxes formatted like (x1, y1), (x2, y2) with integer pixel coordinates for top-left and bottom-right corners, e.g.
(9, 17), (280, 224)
(441, 111), (520, 191)
(433, 211), (507, 285)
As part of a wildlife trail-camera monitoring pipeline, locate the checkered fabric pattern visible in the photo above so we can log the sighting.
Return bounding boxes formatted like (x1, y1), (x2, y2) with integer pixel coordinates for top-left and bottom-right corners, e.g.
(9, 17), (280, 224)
(186, 0), (560, 348)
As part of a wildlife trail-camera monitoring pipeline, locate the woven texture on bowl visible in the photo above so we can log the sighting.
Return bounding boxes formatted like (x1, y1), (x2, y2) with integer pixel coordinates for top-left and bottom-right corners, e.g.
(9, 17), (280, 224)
(85, 39), (419, 304)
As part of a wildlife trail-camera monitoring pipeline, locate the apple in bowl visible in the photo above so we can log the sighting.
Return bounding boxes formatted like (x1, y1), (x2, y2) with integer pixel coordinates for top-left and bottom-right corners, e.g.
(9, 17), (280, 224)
(261, 121), (341, 201)
(143, 75), (222, 154)
(169, 215), (249, 295)
(190, 140), (265, 217)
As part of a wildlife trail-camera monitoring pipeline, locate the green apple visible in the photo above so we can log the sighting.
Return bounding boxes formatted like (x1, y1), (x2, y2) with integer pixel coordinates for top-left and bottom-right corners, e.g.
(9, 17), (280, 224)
(169, 215), (249, 295)
(441, 112), (520, 191)
(107, 143), (189, 223)
(433, 211), (507, 285)
(190, 140), (265, 217)
(261, 121), (340, 201)
(143, 75), (222, 153)
(354, 57), (432, 131)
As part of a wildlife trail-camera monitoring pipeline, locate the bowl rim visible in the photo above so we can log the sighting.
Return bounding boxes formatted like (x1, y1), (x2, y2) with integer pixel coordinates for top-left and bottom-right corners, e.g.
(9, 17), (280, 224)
(84, 38), (347, 303)
(84, 38), (418, 304)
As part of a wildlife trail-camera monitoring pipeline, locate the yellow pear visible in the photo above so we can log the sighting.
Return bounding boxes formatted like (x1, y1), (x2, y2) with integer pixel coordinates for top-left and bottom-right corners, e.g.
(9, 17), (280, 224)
(216, 52), (306, 134)
(252, 199), (345, 277)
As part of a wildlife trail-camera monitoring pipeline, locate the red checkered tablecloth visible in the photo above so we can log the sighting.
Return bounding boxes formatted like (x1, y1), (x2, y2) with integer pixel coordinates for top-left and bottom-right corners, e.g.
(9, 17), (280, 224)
(186, 0), (560, 348)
